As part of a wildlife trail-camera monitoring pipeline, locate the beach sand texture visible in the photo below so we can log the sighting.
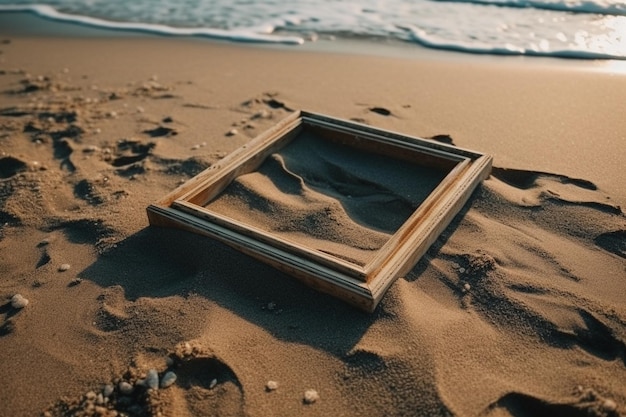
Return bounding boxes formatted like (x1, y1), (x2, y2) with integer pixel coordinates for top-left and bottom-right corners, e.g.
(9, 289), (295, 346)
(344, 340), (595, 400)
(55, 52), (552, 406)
(0, 36), (625, 417)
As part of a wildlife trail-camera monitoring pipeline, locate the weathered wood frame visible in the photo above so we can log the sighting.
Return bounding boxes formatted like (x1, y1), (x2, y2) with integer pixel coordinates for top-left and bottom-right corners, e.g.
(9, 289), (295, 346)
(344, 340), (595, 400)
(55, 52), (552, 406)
(147, 111), (492, 312)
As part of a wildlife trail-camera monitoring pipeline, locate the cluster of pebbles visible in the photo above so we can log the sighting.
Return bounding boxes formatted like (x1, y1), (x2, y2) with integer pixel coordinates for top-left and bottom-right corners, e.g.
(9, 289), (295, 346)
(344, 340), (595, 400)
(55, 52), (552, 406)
(43, 364), (179, 417)
(42, 340), (321, 416)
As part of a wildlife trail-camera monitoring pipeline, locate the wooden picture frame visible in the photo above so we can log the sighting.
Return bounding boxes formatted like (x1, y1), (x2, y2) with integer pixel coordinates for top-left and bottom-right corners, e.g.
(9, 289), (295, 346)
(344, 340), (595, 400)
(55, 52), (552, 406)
(147, 111), (492, 312)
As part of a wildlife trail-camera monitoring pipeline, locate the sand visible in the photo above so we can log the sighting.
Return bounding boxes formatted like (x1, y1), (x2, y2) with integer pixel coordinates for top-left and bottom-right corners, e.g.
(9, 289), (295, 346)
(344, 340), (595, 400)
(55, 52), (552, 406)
(0, 26), (625, 417)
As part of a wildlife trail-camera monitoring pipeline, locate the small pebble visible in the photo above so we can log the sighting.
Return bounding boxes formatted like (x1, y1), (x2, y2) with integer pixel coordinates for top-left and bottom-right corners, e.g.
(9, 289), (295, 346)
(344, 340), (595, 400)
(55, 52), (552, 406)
(96, 393), (104, 405)
(102, 384), (114, 398)
(146, 369), (159, 390)
(58, 263), (71, 272)
(253, 109), (269, 119)
(303, 389), (319, 404)
(11, 294), (29, 309)
(458, 267), (466, 274)
(226, 128), (238, 136)
(119, 381), (134, 395)
(265, 381), (278, 391)
(602, 399), (617, 412)
(463, 283), (471, 292)
(94, 406), (107, 415)
(160, 371), (177, 388)
(69, 278), (83, 287)
(209, 378), (217, 389)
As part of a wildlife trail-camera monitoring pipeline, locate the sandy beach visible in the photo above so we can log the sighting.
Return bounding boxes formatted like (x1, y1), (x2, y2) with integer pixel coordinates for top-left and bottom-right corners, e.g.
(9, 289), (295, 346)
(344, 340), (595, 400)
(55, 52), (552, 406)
(1, 18), (625, 417)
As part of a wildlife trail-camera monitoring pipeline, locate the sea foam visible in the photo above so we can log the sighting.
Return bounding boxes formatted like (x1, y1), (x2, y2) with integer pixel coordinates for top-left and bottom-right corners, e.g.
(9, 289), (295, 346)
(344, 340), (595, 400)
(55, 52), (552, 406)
(0, 1), (624, 59)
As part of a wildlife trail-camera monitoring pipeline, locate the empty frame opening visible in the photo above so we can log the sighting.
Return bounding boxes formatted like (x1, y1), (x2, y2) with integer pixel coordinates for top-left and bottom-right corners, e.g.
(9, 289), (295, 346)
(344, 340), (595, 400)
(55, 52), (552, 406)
(192, 124), (458, 266)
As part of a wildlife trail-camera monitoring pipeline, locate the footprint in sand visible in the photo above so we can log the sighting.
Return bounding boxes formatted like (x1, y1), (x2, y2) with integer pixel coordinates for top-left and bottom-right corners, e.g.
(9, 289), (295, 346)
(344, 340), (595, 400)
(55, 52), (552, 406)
(42, 344), (244, 417)
(108, 139), (155, 167)
(165, 344), (245, 417)
(491, 167), (621, 214)
(0, 156), (27, 179)
(482, 391), (620, 417)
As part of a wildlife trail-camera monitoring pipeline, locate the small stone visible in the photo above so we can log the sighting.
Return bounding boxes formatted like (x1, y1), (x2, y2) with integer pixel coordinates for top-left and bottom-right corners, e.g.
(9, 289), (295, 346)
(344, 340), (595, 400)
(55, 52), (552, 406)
(165, 356), (174, 367)
(69, 278), (83, 287)
(11, 294), (29, 309)
(209, 378), (217, 389)
(191, 144), (200, 150)
(463, 283), (471, 292)
(102, 384), (114, 398)
(602, 399), (617, 412)
(86, 391), (97, 400)
(119, 381), (133, 395)
(107, 111), (117, 118)
(265, 381), (278, 391)
(160, 371), (177, 388)
(303, 389), (319, 404)
(83, 145), (99, 153)
(146, 369), (159, 390)
(458, 267), (466, 274)
(58, 263), (71, 272)
(96, 393), (104, 405)
(226, 128), (238, 136)
(252, 109), (269, 119)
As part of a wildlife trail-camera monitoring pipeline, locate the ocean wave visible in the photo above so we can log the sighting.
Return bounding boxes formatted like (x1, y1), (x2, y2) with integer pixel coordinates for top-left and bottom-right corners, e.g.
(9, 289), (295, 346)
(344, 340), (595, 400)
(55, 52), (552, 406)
(408, 25), (626, 60)
(0, 4), (304, 44)
(433, 0), (626, 16)
(0, 2), (625, 60)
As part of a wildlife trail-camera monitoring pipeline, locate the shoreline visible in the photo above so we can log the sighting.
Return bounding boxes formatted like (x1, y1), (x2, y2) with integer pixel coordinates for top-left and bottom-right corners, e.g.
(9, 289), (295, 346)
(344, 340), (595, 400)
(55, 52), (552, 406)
(1, 10), (625, 74)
